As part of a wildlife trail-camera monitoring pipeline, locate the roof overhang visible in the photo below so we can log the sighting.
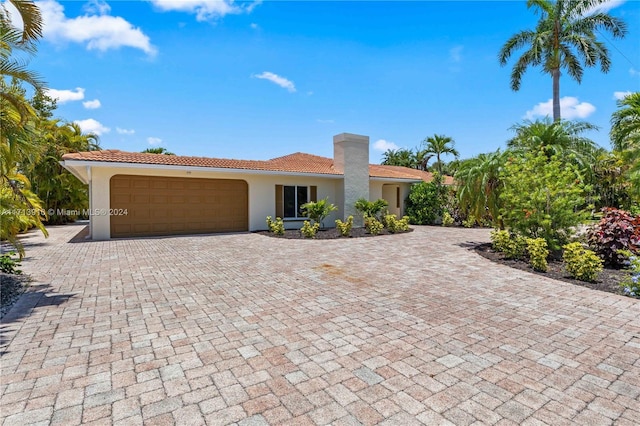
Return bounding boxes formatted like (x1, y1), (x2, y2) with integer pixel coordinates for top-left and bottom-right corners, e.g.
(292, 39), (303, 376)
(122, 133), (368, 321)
(60, 159), (344, 181)
(369, 177), (424, 183)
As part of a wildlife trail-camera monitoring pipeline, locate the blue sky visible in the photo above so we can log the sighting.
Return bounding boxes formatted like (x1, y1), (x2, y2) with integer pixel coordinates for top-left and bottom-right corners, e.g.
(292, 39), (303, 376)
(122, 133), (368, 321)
(25, 0), (640, 163)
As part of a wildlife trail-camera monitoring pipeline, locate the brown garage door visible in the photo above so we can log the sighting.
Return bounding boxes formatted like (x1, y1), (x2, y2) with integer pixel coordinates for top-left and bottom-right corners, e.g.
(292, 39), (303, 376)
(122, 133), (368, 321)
(110, 175), (248, 238)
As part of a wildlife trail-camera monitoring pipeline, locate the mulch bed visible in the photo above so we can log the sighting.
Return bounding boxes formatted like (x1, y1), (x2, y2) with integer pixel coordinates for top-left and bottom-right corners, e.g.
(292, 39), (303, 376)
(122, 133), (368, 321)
(474, 243), (628, 296)
(0, 273), (30, 319)
(256, 227), (413, 239)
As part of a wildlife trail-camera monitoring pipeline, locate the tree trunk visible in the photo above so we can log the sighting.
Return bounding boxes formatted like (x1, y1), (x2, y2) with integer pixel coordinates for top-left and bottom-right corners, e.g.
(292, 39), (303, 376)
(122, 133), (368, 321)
(552, 68), (561, 121)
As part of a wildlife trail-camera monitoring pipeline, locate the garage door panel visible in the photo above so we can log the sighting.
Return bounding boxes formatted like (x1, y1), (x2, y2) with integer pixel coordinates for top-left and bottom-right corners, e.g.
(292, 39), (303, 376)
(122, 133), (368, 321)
(110, 175), (248, 237)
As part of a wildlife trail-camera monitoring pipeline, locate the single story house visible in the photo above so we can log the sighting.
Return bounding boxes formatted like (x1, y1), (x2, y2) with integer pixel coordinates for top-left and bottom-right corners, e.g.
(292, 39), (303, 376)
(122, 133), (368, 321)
(61, 133), (450, 240)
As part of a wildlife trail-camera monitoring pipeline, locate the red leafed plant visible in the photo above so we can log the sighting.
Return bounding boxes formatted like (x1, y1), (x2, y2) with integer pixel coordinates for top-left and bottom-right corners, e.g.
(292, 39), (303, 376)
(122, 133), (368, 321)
(587, 208), (640, 267)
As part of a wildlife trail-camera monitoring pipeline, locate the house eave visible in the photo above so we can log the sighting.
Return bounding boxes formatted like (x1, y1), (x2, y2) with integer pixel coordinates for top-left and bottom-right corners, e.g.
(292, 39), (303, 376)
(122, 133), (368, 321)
(59, 160), (344, 179)
(369, 176), (423, 183)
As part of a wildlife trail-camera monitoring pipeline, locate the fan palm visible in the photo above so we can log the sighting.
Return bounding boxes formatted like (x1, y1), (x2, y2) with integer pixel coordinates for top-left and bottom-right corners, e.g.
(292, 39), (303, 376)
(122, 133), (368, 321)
(499, 0), (627, 121)
(422, 134), (459, 175)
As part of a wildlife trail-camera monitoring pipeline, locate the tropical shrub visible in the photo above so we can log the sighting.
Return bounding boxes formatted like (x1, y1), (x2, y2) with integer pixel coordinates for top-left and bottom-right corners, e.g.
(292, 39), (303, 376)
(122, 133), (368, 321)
(300, 221), (320, 238)
(405, 174), (446, 225)
(0, 252), (22, 275)
(462, 215), (476, 228)
(365, 217), (384, 235)
(563, 242), (603, 282)
(266, 216), (285, 235)
(441, 211), (454, 227)
(335, 215), (353, 237)
(301, 197), (338, 228)
(491, 229), (527, 260)
(455, 150), (507, 228)
(526, 238), (549, 272)
(587, 208), (640, 267)
(620, 251), (640, 298)
(354, 198), (388, 221)
(385, 214), (410, 233)
(491, 229), (510, 252)
(499, 151), (592, 251)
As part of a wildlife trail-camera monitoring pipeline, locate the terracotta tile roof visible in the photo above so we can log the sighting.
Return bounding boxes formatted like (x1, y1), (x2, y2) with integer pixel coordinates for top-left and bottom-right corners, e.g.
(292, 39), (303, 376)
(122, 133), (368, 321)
(62, 150), (450, 183)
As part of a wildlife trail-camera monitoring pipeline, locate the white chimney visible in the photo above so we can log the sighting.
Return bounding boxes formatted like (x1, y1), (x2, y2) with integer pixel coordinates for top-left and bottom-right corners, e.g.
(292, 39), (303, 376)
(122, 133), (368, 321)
(333, 133), (370, 226)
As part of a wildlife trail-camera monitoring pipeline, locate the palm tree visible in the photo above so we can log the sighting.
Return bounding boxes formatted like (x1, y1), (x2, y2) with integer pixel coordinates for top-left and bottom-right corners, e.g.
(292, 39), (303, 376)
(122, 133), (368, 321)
(610, 92), (640, 202)
(498, 0), (627, 121)
(0, 1), (47, 253)
(454, 150), (509, 227)
(1, 0), (43, 44)
(142, 147), (175, 155)
(610, 92), (640, 152)
(507, 118), (599, 171)
(381, 148), (416, 168)
(422, 134), (459, 175)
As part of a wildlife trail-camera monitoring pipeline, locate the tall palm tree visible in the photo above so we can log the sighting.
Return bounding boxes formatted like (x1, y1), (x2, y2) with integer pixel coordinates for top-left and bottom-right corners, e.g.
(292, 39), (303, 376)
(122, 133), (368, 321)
(422, 134), (459, 175)
(499, 0), (627, 121)
(454, 150), (509, 227)
(610, 92), (640, 152)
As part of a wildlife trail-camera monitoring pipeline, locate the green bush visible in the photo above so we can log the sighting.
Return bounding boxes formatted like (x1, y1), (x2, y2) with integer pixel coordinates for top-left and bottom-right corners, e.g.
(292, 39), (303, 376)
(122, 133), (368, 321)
(442, 211), (454, 227)
(266, 216), (285, 235)
(384, 214), (411, 233)
(405, 175), (447, 225)
(300, 197), (338, 228)
(354, 198), (388, 221)
(300, 220), (320, 238)
(0, 252), (22, 274)
(335, 216), (353, 237)
(563, 242), (603, 282)
(499, 151), (592, 251)
(526, 237), (549, 272)
(365, 217), (384, 235)
(462, 215), (476, 228)
(490, 229), (526, 260)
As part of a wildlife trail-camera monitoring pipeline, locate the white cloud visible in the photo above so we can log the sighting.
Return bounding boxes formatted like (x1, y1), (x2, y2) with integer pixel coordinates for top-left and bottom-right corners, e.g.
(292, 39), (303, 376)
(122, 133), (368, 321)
(613, 91), (632, 100)
(630, 68), (640, 77)
(83, 0), (111, 15)
(524, 97), (596, 120)
(449, 45), (463, 63)
(44, 87), (85, 103)
(585, 0), (625, 15)
(116, 127), (135, 135)
(82, 99), (101, 109)
(147, 137), (162, 146)
(373, 139), (400, 152)
(39, 0), (156, 55)
(74, 118), (110, 135)
(254, 71), (296, 93)
(316, 119), (334, 124)
(149, 0), (260, 21)
(250, 23), (259, 29)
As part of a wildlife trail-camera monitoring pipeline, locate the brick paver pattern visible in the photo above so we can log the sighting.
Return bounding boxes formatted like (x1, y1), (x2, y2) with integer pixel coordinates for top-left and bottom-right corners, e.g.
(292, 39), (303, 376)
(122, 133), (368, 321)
(1, 224), (639, 425)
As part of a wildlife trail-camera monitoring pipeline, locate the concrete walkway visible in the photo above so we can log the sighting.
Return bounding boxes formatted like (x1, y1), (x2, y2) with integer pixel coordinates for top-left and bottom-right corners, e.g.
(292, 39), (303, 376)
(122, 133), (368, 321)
(1, 224), (639, 425)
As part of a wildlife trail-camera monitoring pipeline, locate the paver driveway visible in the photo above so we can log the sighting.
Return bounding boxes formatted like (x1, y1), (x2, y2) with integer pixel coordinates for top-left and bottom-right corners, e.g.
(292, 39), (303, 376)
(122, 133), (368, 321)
(1, 224), (639, 425)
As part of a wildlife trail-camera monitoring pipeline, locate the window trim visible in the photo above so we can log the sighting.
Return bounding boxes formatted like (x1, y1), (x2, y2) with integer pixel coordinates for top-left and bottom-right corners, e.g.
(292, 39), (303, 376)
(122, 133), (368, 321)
(275, 184), (317, 219)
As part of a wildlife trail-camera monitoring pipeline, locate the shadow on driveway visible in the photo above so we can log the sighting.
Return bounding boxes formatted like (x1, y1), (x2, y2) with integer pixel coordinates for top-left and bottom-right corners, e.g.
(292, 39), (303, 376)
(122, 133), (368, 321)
(0, 282), (75, 356)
